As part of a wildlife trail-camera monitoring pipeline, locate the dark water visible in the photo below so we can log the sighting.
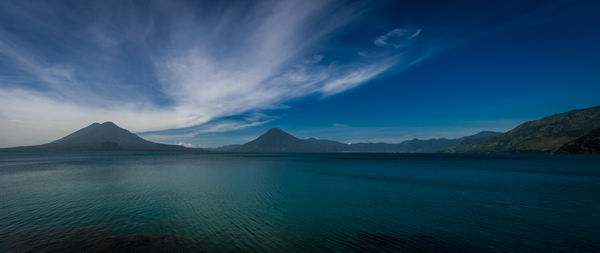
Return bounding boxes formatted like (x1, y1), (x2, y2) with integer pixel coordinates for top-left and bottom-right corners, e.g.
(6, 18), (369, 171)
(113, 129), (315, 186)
(1, 152), (599, 252)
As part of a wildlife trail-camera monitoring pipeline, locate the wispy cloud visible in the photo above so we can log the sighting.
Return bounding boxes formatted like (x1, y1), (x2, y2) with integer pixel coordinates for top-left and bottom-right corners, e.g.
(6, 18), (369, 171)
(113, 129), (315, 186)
(0, 39), (76, 92)
(374, 28), (422, 48)
(0, 0), (431, 147)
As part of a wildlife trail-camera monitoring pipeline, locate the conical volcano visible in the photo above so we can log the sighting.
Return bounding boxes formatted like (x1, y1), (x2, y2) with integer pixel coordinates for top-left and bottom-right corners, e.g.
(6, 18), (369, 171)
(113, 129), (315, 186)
(2, 122), (195, 151)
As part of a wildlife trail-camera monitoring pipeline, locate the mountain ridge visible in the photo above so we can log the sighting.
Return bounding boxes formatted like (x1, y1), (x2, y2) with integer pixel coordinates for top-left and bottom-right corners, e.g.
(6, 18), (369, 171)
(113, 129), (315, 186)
(229, 129), (502, 153)
(3, 106), (598, 154)
(218, 105), (600, 154)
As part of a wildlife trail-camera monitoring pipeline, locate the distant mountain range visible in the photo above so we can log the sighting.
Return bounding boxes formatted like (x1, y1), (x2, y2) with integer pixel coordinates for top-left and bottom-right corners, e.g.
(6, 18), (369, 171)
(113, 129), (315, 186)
(2, 106), (599, 154)
(212, 128), (502, 153)
(0, 122), (200, 152)
(218, 106), (600, 154)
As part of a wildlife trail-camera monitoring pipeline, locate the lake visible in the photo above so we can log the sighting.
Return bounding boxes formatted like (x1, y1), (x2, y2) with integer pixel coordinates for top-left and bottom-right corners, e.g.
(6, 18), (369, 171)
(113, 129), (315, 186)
(0, 152), (599, 252)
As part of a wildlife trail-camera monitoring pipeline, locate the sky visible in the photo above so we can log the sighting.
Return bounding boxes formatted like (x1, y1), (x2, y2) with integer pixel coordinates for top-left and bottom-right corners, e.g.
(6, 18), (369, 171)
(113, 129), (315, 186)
(0, 0), (599, 148)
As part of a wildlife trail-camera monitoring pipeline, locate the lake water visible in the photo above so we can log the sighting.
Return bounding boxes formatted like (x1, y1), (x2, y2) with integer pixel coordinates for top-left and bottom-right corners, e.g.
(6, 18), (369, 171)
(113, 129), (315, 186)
(0, 152), (599, 252)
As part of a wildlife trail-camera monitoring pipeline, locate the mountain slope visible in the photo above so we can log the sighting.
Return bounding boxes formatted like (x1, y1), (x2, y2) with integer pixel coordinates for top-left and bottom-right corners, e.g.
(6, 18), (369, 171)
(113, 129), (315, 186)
(459, 106), (600, 153)
(555, 128), (600, 154)
(445, 131), (503, 153)
(1, 122), (197, 152)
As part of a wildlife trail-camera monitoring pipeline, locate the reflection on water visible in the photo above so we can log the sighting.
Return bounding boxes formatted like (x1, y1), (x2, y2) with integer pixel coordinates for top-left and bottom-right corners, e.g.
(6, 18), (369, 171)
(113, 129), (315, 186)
(0, 152), (599, 252)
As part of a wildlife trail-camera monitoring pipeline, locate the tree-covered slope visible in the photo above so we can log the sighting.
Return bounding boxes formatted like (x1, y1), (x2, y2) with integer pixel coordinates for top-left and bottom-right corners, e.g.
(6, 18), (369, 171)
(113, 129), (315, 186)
(556, 128), (600, 154)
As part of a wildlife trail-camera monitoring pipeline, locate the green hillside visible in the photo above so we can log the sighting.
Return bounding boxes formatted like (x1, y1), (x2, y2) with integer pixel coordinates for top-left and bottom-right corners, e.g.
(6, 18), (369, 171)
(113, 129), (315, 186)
(455, 106), (600, 153)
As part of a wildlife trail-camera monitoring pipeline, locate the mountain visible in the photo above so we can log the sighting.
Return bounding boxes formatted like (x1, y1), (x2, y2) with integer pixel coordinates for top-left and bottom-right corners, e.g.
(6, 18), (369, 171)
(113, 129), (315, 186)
(234, 128), (303, 152)
(232, 128), (502, 153)
(453, 106), (600, 153)
(555, 128), (600, 154)
(234, 128), (351, 152)
(1, 122), (199, 152)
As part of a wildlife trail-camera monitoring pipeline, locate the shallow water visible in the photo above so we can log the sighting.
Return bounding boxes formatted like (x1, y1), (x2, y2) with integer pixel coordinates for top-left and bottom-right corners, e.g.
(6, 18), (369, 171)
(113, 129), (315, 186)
(0, 152), (599, 252)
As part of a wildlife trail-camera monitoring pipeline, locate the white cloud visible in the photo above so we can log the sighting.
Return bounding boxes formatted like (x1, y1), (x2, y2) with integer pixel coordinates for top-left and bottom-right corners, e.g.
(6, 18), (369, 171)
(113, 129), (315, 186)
(0, 1), (431, 147)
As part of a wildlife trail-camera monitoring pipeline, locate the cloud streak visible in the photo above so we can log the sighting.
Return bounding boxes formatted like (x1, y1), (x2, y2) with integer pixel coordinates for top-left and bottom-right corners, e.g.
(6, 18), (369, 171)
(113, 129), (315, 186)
(374, 28), (422, 48)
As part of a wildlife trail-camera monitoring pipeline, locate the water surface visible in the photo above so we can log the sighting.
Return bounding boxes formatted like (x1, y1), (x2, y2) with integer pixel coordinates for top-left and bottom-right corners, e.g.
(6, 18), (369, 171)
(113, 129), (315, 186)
(1, 152), (599, 252)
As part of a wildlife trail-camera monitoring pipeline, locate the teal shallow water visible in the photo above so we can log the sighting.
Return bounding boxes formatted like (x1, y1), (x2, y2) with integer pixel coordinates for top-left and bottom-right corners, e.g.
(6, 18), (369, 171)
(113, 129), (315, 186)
(0, 152), (599, 252)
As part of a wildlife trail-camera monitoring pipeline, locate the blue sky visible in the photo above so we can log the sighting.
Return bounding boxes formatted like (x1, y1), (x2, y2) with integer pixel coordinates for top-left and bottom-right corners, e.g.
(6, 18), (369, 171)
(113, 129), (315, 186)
(0, 0), (598, 147)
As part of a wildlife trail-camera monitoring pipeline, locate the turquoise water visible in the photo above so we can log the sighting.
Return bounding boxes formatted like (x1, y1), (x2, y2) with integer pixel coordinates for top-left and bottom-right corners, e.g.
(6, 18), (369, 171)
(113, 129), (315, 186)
(0, 152), (599, 252)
